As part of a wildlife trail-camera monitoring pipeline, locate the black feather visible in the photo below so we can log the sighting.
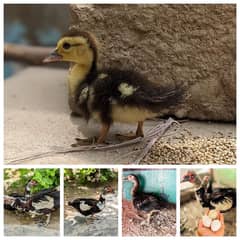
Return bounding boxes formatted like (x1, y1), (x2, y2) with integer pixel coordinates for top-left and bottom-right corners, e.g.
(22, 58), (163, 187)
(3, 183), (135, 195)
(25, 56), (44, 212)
(75, 67), (185, 125)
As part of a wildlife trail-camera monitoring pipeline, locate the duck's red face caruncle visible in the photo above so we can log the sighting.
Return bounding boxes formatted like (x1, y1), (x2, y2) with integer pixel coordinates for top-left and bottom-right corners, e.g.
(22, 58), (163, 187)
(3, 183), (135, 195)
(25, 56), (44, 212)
(127, 174), (137, 181)
(102, 186), (115, 195)
(181, 171), (196, 183)
(29, 180), (38, 186)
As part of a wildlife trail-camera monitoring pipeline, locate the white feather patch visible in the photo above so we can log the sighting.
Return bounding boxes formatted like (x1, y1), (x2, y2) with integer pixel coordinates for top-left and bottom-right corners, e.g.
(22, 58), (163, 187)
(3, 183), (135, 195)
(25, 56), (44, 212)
(118, 83), (138, 98)
(79, 86), (89, 103)
(32, 195), (54, 209)
(96, 201), (105, 210)
(98, 73), (108, 79)
(79, 201), (92, 211)
(210, 197), (233, 211)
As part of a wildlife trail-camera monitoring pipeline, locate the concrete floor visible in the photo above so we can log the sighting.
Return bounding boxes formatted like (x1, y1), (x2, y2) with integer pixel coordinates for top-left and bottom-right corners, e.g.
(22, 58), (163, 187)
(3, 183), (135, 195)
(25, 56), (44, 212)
(4, 67), (236, 165)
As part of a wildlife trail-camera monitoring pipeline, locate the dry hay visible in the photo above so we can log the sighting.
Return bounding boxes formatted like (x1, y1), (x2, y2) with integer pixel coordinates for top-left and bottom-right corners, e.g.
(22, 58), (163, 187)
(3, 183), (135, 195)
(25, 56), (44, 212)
(122, 200), (176, 236)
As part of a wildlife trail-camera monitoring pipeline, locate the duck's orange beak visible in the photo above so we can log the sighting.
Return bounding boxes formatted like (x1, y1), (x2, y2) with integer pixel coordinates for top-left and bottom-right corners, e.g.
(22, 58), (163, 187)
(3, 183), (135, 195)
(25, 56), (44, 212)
(43, 50), (62, 63)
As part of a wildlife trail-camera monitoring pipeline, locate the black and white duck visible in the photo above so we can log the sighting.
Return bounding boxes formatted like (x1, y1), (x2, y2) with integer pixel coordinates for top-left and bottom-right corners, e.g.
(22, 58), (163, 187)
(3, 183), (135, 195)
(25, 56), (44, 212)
(181, 171), (236, 212)
(5, 179), (60, 226)
(67, 186), (115, 225)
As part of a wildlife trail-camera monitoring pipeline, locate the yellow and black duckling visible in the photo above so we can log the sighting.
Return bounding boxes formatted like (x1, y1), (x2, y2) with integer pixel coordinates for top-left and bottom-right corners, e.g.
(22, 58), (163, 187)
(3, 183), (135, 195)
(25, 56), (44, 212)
(123, 174), (168, 224)
(43, 30), (185, 145)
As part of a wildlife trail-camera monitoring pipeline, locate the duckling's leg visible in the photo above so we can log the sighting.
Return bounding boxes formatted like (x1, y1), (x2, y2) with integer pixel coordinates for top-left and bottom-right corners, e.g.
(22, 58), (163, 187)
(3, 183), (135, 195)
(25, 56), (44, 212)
(96, 123), (110, 144)
(72, 124), (110, 146)
(116, 121), (144, 141)
(45, 213), (51, 226)
(37, 213), (51, 227)
(141, 210), (160, 226)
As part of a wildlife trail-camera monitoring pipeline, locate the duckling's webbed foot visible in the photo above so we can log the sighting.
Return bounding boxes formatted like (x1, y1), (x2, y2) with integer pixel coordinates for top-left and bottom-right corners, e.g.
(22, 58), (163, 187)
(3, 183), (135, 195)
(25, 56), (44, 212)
(71, 123), (110, 146)
(36, 213), (51, 227)
(115, 132), (140, 141)
(146, 210), (160, 225)
(116, 121), (144, 141)
(71, 137), (98, 147)
(66, 215), (78, 226)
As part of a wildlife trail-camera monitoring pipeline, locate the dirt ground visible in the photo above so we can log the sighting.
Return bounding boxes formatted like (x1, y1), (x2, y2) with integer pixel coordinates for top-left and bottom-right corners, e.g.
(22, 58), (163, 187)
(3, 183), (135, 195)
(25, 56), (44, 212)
(4, 67), (236, 165)
(4, 209), (59, 236)
(64, 182), (118, 236)
(122, 199), (176, 236)
(181, 200), (236, 236)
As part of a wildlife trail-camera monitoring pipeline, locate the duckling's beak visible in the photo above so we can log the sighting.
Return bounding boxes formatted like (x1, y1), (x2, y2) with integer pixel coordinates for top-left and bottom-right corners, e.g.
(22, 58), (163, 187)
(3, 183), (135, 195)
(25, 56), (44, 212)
(43, 50), (62, 63)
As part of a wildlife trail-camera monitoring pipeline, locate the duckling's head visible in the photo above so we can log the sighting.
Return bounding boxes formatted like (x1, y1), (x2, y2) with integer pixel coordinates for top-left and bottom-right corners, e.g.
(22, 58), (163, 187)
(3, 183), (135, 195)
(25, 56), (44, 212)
(43, 30), (98, 66)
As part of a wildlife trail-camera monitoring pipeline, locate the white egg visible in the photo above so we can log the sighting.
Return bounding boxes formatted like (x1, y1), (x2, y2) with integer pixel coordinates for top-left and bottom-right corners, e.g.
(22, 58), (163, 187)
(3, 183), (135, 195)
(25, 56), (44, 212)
(202, 215), (212, 228)
(211, 219), (221, 232)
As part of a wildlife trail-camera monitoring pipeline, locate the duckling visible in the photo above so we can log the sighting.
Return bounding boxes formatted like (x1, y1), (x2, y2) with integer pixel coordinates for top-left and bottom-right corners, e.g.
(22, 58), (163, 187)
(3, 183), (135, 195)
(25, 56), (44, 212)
(43, 30), (185, 145)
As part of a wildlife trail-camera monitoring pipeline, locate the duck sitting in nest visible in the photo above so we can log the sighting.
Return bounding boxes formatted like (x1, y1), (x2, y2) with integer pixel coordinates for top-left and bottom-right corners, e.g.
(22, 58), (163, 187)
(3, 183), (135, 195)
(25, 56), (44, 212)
(123, 174), (169, 225)
(181, 171), (236, 213)
(43, 30), (185, 145)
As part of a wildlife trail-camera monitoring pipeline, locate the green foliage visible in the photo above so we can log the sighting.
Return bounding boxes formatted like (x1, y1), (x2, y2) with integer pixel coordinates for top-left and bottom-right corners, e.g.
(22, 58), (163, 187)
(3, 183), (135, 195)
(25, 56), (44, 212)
(31, 168), (60, 192)
(4, 168), (60, 194)
(64, 168), (117, 185)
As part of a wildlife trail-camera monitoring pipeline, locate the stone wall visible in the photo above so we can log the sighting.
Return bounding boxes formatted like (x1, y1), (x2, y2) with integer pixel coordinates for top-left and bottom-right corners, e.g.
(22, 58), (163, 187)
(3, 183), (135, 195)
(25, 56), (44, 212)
(69, 4), (236, 121)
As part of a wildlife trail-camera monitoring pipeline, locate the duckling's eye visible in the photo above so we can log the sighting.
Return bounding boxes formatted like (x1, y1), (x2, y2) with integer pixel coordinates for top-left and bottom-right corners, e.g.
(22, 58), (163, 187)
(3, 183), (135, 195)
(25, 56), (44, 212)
(63, 42), (71, 50)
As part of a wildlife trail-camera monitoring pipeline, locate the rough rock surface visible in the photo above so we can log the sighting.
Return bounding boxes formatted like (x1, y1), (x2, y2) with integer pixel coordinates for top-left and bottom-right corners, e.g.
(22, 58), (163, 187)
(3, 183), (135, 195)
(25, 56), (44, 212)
(69, 4), (236, 121)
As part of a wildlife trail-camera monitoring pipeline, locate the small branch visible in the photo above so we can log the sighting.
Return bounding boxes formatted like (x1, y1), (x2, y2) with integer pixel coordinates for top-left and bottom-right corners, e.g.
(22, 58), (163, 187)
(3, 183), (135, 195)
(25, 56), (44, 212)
(4, 43), (54, 65)
(5, 118), (178, 164)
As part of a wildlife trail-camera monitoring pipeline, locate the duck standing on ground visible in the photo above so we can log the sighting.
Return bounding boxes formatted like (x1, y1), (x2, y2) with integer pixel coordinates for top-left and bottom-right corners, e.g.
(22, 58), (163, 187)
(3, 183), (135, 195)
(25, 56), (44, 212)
(67, 186), (115, 225)
(5, 179), (60, 226)
(43, 30), (185, 145)
(123, 174), (168, 224)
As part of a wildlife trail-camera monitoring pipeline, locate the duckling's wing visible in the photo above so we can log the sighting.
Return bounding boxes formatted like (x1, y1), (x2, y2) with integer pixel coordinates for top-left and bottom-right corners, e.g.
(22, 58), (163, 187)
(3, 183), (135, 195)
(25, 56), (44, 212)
(126, 83), (185, 111)
(96, 69), (185, 111)
(134, 193), (162, 211)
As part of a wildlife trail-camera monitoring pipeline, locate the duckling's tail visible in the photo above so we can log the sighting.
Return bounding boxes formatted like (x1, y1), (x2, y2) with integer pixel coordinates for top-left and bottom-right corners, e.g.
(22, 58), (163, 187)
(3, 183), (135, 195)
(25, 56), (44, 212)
(137, 83), (187, 113)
